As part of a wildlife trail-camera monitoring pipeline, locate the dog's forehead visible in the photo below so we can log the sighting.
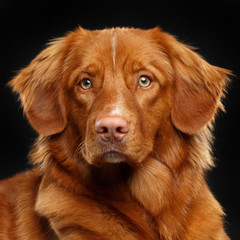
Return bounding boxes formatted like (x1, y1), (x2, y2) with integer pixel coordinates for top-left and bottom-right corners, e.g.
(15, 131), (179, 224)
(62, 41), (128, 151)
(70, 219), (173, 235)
(92, 28), (152, 50)
(64, 28), (172, 89)
(77, 28), (160, 71)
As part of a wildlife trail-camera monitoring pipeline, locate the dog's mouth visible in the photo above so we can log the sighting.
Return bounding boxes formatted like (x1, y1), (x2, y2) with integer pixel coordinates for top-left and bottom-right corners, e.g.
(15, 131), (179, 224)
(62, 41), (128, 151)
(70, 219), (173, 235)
(91, 137), (129, 165)
(81, 142), (129, 166)
(101, 150), (127, 164)
(82, 135), (152, 167)
(82, 125), (151, 166)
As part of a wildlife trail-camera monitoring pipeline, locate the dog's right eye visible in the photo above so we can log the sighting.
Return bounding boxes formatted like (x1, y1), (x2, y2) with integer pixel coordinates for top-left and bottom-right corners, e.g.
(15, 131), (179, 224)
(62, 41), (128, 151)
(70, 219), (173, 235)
(79, 78), (92, 90)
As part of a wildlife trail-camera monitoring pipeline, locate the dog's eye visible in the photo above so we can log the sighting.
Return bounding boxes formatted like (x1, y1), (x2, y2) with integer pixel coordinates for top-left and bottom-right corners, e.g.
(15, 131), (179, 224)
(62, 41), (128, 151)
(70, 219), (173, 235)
(79, 78), (92, 90)
(138, 76), (151, 88)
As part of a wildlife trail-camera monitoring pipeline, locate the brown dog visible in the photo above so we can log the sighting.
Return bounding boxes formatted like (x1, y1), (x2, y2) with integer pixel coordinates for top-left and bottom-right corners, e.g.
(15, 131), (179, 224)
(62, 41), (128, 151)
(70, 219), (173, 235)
(0, 27), (231, 239)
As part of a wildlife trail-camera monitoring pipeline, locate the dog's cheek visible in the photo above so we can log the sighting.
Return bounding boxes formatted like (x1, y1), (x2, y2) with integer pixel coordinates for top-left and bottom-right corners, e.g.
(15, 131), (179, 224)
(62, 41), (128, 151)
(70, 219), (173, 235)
(66, 98), (85, 133)
(64, 91), (94, 158)
(82, 116), (102, 165)
(139, 84), (171, 139)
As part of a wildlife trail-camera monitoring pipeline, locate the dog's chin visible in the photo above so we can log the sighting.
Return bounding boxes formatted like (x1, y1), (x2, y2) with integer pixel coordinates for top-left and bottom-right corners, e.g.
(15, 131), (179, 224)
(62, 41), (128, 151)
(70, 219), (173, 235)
(82, 144), (150, 167)
(102, 151), (127, 163)
(83, 147), (151, 167)
(92, 151), (127, 167)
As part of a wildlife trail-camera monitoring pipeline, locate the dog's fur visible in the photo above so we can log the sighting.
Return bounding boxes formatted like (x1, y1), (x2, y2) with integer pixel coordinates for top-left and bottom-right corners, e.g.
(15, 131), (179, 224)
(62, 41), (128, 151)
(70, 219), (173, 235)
(0, 27), (231, 239)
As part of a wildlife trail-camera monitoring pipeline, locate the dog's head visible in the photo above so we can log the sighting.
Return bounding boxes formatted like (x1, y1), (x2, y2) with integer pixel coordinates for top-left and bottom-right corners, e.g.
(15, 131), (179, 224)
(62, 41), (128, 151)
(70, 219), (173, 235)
(10, 27), (230, 167)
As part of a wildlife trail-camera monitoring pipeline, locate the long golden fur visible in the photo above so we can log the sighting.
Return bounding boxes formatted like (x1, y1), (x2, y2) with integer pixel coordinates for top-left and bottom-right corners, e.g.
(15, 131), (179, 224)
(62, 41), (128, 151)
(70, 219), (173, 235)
(0, 27), (231, 239)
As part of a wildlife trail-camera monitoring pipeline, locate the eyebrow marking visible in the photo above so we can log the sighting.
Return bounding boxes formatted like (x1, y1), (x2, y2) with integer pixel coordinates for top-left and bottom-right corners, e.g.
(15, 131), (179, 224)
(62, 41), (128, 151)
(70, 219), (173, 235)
(112, 31), (117, 71)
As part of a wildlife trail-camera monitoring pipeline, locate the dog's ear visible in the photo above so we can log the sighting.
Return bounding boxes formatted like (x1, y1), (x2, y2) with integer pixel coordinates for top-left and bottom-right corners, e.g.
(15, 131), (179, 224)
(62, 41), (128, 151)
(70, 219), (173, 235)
(152, 28), (231, 134)
(171, 43), (231, 134)
(9, 39), (67, 136)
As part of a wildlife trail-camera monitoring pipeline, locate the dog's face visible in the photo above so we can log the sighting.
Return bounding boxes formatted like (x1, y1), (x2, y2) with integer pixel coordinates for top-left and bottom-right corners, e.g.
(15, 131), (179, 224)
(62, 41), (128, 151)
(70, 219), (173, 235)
(10, 27), (229, 167)
(64, 29), (172, 166)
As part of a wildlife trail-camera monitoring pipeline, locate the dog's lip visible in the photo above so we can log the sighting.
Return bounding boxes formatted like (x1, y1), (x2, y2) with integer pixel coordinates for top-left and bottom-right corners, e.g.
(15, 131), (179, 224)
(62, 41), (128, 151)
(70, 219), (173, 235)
(102, 150), (126, 163)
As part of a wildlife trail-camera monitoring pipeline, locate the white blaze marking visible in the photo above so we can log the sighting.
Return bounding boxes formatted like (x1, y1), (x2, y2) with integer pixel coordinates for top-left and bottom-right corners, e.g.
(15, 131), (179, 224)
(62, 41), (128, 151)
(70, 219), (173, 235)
(112, 32), (117, 71)
(111, 105), (123, 116)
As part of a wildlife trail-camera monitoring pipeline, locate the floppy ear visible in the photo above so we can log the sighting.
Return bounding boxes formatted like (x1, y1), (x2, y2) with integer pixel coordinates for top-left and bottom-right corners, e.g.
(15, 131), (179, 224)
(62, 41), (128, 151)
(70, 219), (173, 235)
(156, 30), (231, 134)
(9, 39), (67, 136)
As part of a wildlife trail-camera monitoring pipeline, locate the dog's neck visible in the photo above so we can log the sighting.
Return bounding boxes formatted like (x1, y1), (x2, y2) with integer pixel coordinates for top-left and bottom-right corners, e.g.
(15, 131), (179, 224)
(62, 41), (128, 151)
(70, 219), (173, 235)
(30, 133), (131, 195)
(30, 124), (213, 192)
(31, 127), (214, 239)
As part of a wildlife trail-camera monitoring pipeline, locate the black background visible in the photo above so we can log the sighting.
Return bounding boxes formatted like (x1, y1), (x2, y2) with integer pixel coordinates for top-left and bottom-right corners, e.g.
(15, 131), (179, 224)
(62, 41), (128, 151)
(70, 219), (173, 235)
(0, 0), (239, 239)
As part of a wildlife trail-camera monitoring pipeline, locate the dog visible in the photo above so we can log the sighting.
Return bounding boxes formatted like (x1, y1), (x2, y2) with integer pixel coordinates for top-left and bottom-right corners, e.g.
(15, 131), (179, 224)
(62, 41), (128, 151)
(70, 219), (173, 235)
(0, 27), (231, 239)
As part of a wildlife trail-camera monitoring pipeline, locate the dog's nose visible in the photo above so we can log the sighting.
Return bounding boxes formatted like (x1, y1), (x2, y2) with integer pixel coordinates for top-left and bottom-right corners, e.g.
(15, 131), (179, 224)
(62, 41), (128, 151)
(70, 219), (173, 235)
(95, 116), (129, 143)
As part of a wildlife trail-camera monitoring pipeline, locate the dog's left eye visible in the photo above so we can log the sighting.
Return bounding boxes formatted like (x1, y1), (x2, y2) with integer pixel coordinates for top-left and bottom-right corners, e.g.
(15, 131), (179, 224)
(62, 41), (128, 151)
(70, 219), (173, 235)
(79, 78), (92, 90)
(138, 76), (151, 88)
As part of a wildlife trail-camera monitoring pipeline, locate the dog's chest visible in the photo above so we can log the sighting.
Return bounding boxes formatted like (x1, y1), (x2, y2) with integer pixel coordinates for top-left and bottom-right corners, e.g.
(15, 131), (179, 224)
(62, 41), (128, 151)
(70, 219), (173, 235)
(36, 179), (159, 240)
